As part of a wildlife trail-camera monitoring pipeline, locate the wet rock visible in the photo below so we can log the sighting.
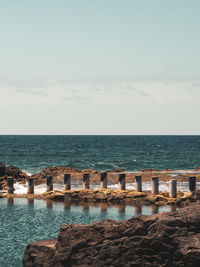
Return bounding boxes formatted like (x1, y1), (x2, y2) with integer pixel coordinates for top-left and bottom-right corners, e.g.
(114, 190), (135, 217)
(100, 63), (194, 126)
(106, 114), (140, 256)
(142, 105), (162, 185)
(5, 166), (26, 179)
(0, 162), (6, 176)
(23, 201), (200, 267)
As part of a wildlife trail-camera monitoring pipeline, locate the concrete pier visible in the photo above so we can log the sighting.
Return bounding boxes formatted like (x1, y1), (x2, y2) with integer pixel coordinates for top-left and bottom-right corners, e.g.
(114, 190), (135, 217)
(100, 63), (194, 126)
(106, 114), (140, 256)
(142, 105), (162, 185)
(100, 172), (107, 189)
(7, 177), (14, 194)
(135, 176), (142, 192)
(46, 175), (53, 192)
(151, 177), (159, 194)
(189, 176), (196, 192)
(169, 179), (177, 198)
(27, 177), (34, 194)
(82, 173), (90, 189)
(118, 174), (126, 190)
(64, 174), (71, 190)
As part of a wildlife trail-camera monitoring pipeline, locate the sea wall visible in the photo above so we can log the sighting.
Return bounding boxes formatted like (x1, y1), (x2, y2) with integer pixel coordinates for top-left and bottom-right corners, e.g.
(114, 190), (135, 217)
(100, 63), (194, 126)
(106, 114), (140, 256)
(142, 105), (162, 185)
(23, 200), (200, 267)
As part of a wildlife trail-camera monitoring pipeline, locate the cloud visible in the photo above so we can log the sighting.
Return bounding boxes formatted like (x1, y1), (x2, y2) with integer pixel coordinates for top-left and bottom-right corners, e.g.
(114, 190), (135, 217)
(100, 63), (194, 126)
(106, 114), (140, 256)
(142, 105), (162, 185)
(15, 88), (49, 98)
(1, 76), (200, 105)
(63, 95), (91, 102)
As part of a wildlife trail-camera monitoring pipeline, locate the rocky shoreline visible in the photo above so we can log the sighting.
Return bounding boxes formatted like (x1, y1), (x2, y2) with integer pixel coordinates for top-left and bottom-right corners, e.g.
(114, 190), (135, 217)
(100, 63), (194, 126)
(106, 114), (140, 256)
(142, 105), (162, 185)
(1, 162), (200, 190)
(1, 162), (200, 206)
(2, 162), (200, 266)
(23, 200), (200, 267)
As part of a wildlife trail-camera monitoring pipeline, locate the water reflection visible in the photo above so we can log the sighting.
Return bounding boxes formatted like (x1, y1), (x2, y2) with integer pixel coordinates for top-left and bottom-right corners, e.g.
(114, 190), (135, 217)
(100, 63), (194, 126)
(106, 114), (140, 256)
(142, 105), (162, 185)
(27, 198), (34, 206)
(7, 197), (14, 205)
(64, 201), (71, 210)
(151, 205), (159, 214)
(118, 204), (126, 214)
(135, 205), (142, 215)
(170, 204), (176, 212)
(46, 199), (53, 208)
(6, 197), (177, 216)
(100, 203), (108, 213)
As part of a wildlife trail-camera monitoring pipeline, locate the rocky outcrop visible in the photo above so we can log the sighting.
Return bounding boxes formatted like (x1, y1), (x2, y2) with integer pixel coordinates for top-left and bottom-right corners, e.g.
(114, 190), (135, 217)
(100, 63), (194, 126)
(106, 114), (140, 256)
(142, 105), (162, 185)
(23, 201), (200, 267)
(31, 166), (99, 185)
(43, 189), (183, 206)
(0, 162), (28, 190)
(0, 162), (6, 176)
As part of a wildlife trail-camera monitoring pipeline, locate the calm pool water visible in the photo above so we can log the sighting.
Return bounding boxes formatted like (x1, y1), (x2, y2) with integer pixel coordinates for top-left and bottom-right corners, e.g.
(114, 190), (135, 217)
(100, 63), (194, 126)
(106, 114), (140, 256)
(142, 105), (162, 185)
(0, 198), (172, 267)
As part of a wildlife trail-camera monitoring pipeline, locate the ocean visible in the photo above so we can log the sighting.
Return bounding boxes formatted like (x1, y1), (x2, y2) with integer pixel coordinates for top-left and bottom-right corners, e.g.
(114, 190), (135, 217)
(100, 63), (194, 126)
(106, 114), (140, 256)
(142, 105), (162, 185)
(0, 135), (200, 174)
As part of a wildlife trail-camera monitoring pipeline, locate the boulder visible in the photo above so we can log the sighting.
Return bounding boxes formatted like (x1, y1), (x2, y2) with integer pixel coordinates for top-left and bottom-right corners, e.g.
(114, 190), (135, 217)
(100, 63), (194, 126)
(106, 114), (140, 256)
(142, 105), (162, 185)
(0, 162), (5, 176)
(23, 201), (200, 266)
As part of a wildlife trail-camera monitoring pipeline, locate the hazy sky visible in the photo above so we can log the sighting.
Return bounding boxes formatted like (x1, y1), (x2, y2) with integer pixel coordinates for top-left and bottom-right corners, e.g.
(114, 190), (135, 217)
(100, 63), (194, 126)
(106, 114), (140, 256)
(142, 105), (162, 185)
(0, 0), (200, 134)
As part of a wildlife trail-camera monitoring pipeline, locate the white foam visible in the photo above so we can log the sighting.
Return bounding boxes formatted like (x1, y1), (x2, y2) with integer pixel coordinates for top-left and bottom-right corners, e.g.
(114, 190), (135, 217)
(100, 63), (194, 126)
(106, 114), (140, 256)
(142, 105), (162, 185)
(22, 170), (33, 177)
(9, 180), (200, 194)
(14, 182), (63, 194)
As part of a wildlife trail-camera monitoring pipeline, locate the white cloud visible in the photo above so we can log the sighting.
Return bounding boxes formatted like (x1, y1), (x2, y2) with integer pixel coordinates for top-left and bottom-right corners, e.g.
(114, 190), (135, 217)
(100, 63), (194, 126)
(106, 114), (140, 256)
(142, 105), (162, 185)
(0, 76), (200, 134)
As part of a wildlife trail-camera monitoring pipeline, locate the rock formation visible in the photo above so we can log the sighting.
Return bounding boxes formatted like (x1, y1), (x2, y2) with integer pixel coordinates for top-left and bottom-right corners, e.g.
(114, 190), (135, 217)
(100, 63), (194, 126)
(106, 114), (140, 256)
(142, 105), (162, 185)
(23, 201), (200, 266)
(0, 162), (29, 190)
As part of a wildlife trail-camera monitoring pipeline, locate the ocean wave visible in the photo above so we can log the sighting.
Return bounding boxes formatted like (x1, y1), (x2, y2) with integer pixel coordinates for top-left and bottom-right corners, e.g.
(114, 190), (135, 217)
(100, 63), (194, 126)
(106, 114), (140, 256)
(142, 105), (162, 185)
(11, 181), (200, 194)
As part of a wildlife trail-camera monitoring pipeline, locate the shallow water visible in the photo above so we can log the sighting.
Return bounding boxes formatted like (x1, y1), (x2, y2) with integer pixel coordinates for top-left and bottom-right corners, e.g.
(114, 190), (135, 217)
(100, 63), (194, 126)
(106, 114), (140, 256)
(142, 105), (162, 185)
(0, 198), (172, 267)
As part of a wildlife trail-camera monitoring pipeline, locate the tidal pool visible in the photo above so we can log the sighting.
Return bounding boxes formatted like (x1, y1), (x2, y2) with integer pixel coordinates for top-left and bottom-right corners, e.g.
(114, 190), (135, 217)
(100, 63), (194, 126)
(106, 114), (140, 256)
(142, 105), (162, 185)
(0, 198), (173, 267)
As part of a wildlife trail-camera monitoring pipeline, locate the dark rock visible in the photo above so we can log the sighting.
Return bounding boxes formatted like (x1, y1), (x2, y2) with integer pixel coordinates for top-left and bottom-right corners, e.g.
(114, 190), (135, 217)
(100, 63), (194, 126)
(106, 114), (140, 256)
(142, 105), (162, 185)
(23, 202), (200, 266)
(0, 162), (6, 176)
(5, 166), (21, 178)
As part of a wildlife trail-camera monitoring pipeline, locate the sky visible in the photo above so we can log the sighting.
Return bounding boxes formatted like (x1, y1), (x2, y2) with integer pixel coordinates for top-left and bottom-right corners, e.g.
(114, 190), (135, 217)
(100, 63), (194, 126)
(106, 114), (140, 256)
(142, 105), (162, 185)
(0, 0), (200, 134)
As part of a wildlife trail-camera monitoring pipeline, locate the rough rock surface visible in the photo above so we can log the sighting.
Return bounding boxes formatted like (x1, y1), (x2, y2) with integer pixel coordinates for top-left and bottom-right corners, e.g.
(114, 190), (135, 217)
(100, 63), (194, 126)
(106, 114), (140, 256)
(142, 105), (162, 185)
(0, 162), (6, 176)
(23, 202), (200, 267)
(30, 166), (200, 186)
(0, 162), (28, 190)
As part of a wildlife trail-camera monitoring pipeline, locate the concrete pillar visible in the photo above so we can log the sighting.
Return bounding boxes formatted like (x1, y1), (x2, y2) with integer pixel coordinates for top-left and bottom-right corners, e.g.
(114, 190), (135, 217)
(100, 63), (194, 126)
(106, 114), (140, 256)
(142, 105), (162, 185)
(169, 179), (177, 198)
(189, 176), (196, 192)
(82, 173), (90, 189)
(151, 177), (159, 194)
(100, 172), (107, 189)
(64, 173), (71, 190)
(27, 177), (34, 194)
(7, 177), (14, 194)
(135, 176), (142, 192)
(118, 174), (126, 190)
(46, 175), (53, 192)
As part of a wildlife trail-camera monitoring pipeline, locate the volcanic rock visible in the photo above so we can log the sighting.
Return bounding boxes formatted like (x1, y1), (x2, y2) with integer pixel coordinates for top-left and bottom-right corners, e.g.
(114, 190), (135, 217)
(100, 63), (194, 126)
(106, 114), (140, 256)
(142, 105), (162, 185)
(23, 201), (200, 266)
(0, 162), (6, 176)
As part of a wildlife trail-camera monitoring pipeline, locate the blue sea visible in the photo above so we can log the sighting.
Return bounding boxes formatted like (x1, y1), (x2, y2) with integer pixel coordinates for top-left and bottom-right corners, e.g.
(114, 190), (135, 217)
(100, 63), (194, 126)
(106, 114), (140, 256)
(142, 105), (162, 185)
(0, 135), (200, 174)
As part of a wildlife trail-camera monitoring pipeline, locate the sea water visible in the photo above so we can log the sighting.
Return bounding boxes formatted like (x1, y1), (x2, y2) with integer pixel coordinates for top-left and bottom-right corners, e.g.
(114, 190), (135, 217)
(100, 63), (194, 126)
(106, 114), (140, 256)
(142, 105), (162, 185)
(0, 198), (171, 267)
(0, 135), (200, 174)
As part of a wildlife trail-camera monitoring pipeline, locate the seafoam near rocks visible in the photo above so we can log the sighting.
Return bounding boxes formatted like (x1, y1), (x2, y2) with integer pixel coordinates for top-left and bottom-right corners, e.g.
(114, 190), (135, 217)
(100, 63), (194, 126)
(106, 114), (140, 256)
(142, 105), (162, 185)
(23, 201), (200, 267)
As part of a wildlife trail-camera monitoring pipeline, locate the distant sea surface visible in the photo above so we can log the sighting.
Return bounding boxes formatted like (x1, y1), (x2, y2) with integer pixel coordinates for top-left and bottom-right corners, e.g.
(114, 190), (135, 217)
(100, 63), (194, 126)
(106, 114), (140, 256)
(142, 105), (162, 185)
(0, 135), (200, 174)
